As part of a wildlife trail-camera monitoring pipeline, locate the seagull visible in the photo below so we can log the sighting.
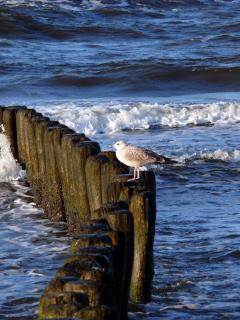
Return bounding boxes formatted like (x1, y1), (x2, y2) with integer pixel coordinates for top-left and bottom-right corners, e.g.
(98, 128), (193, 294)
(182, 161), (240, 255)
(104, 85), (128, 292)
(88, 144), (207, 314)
(113, 140), (177, 180)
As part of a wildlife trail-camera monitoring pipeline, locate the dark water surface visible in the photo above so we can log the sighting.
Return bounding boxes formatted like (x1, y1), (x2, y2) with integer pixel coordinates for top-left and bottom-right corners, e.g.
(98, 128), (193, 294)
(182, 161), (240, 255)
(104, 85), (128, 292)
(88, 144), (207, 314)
(1, 1), (240, 319)
(1, 0), (240, 102)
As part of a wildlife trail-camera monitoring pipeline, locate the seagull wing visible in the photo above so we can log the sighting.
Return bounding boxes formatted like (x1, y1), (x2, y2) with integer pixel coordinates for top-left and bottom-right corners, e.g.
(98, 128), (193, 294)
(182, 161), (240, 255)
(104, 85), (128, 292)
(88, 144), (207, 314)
(123, 146), (177, 165)
(123, 146), (158, 163)
(142, 148), (177, 164)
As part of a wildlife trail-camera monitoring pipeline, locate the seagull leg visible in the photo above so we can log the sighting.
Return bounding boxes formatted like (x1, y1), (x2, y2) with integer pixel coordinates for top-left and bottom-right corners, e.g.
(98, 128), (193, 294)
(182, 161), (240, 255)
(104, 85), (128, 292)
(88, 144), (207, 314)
(128, 167), (136, 181)
(137, 167), (140, 179)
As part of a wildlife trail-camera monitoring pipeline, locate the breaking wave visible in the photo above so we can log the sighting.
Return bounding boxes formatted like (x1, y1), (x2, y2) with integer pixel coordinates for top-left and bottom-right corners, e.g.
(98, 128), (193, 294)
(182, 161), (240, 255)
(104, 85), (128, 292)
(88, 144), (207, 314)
(34, 101), (240, 136)
(177, 149), (240, 164)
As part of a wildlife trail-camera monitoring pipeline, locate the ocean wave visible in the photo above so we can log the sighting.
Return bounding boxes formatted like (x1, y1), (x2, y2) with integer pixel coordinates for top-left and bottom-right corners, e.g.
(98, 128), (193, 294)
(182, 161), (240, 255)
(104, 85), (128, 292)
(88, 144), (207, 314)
(0, 0), (237, 9)
(177, 149), (240, 164)
(0, 132), (24, 182)
(40, 64), (240, 92)
(0, 7), (145, 39)
(200, 149), (240, 162)
(34, 101), (240, 136)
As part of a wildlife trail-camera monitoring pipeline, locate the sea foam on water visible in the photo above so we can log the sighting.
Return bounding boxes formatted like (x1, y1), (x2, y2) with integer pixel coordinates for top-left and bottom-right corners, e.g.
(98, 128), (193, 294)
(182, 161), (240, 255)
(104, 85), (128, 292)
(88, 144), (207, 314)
(0, 132), (24, 182)
(33, 101), (240, 136)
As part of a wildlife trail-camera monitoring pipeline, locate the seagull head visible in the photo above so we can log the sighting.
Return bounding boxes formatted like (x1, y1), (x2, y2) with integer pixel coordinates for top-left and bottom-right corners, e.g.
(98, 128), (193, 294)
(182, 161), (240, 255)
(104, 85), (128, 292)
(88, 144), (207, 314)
(113, 140), (127, 150)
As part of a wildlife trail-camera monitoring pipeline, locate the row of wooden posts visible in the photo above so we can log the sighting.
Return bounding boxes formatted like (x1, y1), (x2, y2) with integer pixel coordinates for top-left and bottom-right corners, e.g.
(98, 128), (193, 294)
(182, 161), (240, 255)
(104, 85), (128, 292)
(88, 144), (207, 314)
(0, 106), (156, 320)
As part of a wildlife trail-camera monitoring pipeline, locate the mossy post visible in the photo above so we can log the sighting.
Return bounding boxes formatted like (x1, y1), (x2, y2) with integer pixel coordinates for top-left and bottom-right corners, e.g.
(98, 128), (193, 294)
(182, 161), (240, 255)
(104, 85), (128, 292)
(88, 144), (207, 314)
(85, 153), (108, 215)
(59, 134), (101, 230)
(129, 189), (156, 303)
(32, 118), (59, 210)
(70, 218), (130, 320)
(42, 125), (68, 221)
(106, 205), (133, 320)
(25, 112), (48, 204)
(86, 152), (128, 219)
(16, 108), (35, 166)
(100, 151), (128, 205)
(69, 140), (101, 227)
(0, 106), (6, 126)
(2, 106), (25, 159)
(107, 171), (156, 303)
(39, 219), (120, 319)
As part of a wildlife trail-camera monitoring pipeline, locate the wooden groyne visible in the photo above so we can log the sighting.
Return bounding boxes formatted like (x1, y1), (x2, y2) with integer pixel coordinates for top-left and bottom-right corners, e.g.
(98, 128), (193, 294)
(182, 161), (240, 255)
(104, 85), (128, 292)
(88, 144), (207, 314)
(0, 106), (156, 320)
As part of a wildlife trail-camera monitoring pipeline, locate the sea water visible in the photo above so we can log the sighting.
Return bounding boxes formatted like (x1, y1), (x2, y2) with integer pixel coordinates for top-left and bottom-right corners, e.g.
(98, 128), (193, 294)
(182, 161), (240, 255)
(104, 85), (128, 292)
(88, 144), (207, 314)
(1, 1), (240, 319)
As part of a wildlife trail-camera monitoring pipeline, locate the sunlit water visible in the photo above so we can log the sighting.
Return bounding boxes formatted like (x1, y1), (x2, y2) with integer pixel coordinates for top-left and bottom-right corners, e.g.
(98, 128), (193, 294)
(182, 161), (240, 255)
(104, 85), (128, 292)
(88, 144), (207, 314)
(1, 0), (240, 319)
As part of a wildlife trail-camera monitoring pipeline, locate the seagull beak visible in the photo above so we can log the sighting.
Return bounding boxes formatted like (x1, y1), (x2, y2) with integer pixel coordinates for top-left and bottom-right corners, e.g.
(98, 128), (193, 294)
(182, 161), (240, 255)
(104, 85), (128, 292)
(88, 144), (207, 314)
(109, 144), (113, 148)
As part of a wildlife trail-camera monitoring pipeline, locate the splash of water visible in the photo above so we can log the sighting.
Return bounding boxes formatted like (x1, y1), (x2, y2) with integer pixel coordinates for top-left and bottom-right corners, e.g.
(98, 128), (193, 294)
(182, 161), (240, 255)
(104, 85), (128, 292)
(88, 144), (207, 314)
(0, 132), (25, 182)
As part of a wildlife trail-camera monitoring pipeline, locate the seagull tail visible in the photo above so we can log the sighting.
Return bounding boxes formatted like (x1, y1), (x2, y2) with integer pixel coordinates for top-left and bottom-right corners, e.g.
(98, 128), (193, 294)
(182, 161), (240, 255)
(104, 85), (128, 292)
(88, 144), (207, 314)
(154, 155), (178, 165)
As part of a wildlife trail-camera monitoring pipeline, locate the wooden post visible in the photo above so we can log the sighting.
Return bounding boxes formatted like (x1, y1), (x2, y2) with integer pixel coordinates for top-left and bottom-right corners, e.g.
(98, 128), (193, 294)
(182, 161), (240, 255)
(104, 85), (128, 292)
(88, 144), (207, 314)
(2, 106), (26, 159)
(39, 219), (119, 320)
(59, 134), (100, 230)
(69, 140), (101, 226)
(15, 108), (36, 166)
(85, 154), (108, 215)
(24, 112), (45, 203)
(107, 171), (156, 303)
(129, 190), (156, 303)
(86, 152), (128, 218)
(31, 118), (59, 209)
(100, 151), (128, 205)
(0, 106), (6, 125)
(106, 207), (133, 320)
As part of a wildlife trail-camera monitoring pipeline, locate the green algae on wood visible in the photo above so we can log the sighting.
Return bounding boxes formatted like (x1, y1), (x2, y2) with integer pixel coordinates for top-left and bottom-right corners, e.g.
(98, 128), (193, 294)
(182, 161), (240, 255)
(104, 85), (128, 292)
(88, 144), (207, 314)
(85, 153), (108, 215)
(69, 140), (101, 226)
(100, 151), (129, 205)
(15, 108), (35, 166)
(59, 134), (100, 230)
(129, 190), (156, 303)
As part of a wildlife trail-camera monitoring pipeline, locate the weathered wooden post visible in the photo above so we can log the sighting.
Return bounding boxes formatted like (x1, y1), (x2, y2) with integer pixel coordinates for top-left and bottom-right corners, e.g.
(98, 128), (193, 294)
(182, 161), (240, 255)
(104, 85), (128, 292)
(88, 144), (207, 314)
(24, 111), (46, 203)
(0, 106), (6, 125)
(86, 152), (128, 217)
(30, 117), (60, 209)
(41, 125), (69, 220)
(39, 219), (120, 319)
(55, 133), (81, 226)
(85, 153), (109, 215)
(105, 205), (133, 320)
(16, 108), (34, 166)
(100, 151), (128, 205)
(69, 140), (101, 226)
(59, 134), (101, 230)
(2, 106), (26, 159)
(129, 190), (156, 302)
(107, 171), (156, 303)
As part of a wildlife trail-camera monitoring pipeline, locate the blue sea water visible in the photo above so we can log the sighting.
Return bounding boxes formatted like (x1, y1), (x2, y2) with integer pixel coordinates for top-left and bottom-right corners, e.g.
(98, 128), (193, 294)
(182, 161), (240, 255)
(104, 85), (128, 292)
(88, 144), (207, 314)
(0, 0), (240, 319)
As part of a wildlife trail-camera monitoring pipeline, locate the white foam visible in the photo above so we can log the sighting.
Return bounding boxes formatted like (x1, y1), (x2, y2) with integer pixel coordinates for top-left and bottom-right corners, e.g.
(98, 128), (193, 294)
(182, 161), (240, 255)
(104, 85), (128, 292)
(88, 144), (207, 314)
(160, 304), (198, 312)
(201, 149), (240, 162)
(0, 0), (114, 10)
(0, 132), (25, 182)
(33, 101), (240, 136)
(176, 149), (240, 164)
